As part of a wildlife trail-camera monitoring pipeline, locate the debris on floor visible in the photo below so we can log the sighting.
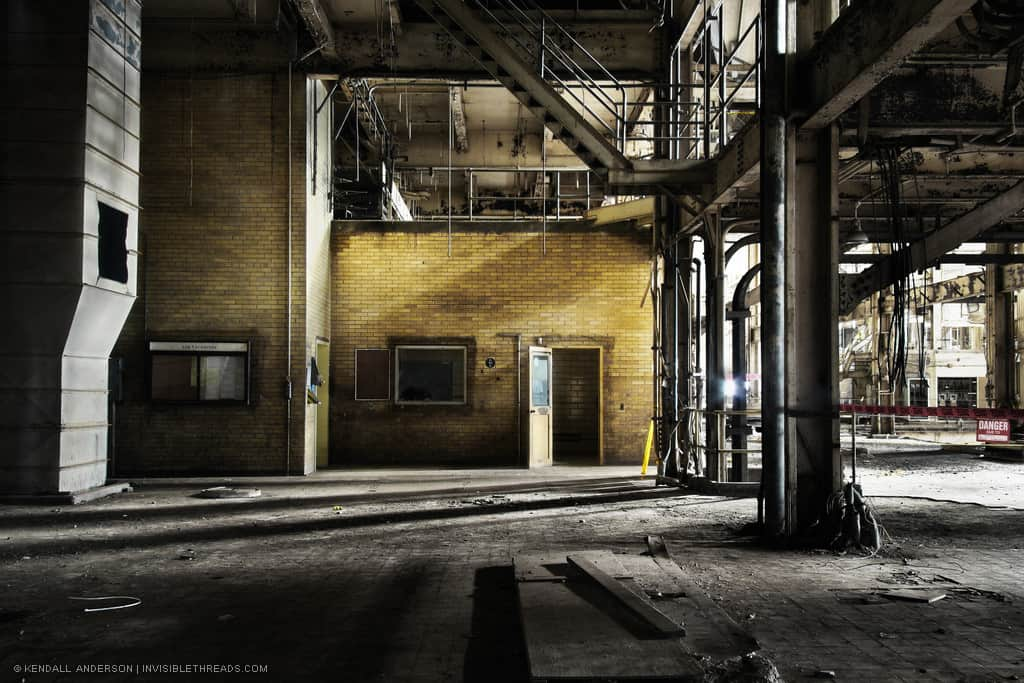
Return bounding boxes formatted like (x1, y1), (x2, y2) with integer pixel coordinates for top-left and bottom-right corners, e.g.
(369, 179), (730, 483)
(880, 589), (946, 603)
(69, 596), (142, 613)
(195, 486), (261, 499)
(699, 652), (782, 683)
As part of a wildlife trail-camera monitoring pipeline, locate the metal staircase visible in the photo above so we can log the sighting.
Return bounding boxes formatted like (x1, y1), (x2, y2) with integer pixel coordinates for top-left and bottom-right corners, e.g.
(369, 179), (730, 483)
(412, 0), (633, 174)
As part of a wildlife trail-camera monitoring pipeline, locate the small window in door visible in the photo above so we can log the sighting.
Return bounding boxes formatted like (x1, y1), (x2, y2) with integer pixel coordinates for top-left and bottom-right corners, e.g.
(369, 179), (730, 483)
(531, 354), (550, 407)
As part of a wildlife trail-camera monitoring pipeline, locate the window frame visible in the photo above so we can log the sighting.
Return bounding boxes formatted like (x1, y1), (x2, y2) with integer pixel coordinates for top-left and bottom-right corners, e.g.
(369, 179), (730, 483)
(354, 348), (391, 401)
(147, 340), (251, 405)
(393, 344), (468, 406)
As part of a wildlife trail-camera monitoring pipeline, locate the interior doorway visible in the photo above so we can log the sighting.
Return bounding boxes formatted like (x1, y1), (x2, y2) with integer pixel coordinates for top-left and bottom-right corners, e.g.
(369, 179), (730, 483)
(552, 348), (602, 464)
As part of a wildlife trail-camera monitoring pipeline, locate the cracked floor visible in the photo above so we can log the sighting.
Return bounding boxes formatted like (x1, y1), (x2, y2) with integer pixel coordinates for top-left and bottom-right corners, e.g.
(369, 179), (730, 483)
(1, 450), (1023, 682)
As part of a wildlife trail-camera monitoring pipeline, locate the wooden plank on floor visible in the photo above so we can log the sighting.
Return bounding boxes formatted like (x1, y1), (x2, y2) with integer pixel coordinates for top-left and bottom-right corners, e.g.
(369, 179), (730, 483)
(517, 577), (702, 681)
(566, 553), (685, 637)
(645, 535), (760, 656)
(514, 550), (630, 583)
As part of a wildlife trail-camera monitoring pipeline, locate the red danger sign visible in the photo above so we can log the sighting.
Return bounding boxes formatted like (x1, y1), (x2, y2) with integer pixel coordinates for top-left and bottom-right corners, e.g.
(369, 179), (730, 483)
(977, 418), (1011, 443)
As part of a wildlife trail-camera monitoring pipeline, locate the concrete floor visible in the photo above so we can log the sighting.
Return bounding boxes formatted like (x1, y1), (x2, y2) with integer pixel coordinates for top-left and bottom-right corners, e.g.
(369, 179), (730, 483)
(1, 455), (1023, 682)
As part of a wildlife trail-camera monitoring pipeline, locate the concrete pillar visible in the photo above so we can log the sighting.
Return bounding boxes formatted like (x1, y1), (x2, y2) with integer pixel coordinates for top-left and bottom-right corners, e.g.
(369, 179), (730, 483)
(787, 127), (841, 530)
(986, 245), (1016, 408)
(1, 1), (141, 496)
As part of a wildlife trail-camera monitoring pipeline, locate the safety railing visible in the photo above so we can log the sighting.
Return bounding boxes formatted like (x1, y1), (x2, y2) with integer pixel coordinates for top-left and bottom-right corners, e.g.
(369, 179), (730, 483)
(679, 4), (762, 159)
(396, 167), (601, 221)
(682, 406), (762, 482)
(471, 0), (708, 158)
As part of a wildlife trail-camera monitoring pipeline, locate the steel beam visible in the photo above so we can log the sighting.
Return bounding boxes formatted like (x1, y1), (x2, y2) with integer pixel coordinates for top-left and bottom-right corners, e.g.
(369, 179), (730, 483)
(606, 159), (714, 193)
(291, 0), (337, 60)
(673, 0), (705, 53)
(415, 0), (629, 172)
(335, 17), (663, 78)
(840, 179), (1024, 314)
(841, 253), (1024, 266)
(800, 0), (976, 130)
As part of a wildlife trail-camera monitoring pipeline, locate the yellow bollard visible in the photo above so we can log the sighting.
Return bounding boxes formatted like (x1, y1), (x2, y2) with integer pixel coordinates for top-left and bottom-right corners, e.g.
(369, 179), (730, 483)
(640, 419), (655, 477)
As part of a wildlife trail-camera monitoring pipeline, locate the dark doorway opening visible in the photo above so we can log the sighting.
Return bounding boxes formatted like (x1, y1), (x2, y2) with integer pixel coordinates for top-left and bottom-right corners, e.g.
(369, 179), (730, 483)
(552, 348), (601, 464)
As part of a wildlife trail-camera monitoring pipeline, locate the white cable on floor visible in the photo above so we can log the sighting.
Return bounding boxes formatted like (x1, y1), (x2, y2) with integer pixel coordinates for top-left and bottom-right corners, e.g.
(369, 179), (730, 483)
(68, 596), (142, 613)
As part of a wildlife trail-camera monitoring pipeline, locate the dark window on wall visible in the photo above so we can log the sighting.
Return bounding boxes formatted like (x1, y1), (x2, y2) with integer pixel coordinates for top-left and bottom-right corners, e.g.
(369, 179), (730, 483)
(395, 346), (466, 405)
(97, 202), (129, 283)
(355, 349), (390, 400)
(149, 342), (250, 404)
(909, 378), (928, 407)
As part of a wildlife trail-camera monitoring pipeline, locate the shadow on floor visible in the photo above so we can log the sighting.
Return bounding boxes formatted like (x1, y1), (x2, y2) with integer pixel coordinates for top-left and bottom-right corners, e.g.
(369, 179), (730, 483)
(463, 566), (529, 683)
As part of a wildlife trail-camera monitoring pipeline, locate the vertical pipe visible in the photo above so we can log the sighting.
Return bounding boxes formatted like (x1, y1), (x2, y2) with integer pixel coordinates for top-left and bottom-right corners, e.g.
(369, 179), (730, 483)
(731, 313), (747, 481)
(702, 4), (711, 160)
(760, 0), (788, 537)
(705, 218), (725, 481)
(286, 63), (294, 476)
(355, 91), (360, 182)
(718, 5), (727, 149)
(677, 238), (694, 477)
(448, 86), (453, 257)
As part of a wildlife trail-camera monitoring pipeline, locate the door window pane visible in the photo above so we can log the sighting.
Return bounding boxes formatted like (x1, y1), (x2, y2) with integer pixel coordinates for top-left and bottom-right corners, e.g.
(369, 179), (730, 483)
(532, 354), (550, 407)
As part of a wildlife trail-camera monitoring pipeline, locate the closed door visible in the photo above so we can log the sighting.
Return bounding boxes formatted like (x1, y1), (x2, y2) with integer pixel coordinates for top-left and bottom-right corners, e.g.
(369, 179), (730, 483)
(528, 346), (553, 467)
(315, 341), (330, 468)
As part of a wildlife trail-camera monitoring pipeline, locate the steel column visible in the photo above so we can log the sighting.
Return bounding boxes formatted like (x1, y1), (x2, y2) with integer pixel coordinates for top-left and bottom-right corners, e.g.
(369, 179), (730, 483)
(730, 264), (763, 482)
(759, 0), (787, 538)
(704, 214), (726, 481)
(986, 245), (1017, 408)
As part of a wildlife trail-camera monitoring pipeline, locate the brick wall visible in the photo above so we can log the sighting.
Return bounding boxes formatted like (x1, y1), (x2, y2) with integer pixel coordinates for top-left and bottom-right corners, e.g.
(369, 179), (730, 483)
(113, 72), (320, 475)
(330, 227), (653, 466)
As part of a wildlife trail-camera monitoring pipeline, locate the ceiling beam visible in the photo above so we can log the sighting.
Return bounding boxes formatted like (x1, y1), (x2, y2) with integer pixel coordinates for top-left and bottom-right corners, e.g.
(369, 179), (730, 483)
(673, 0), (705, 52)
(291, 0), (337, 61)
(839, 178), (1024, 313)
(800, 0), (976, 130)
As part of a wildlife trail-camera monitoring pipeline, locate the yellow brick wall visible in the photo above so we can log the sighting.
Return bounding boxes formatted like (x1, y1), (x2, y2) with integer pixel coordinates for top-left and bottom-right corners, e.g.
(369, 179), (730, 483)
(331, 228), (653, 465)
(114, 72), (314, 475)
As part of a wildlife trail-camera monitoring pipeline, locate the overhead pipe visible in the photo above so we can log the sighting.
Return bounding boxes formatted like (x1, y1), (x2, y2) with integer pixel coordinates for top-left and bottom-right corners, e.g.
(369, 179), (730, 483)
(725, 233), (760, 266)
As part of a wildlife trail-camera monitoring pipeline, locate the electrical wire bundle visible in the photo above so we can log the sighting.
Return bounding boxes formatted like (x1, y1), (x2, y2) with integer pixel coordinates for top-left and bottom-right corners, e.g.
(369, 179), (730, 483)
(874, 146), (914, 395)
